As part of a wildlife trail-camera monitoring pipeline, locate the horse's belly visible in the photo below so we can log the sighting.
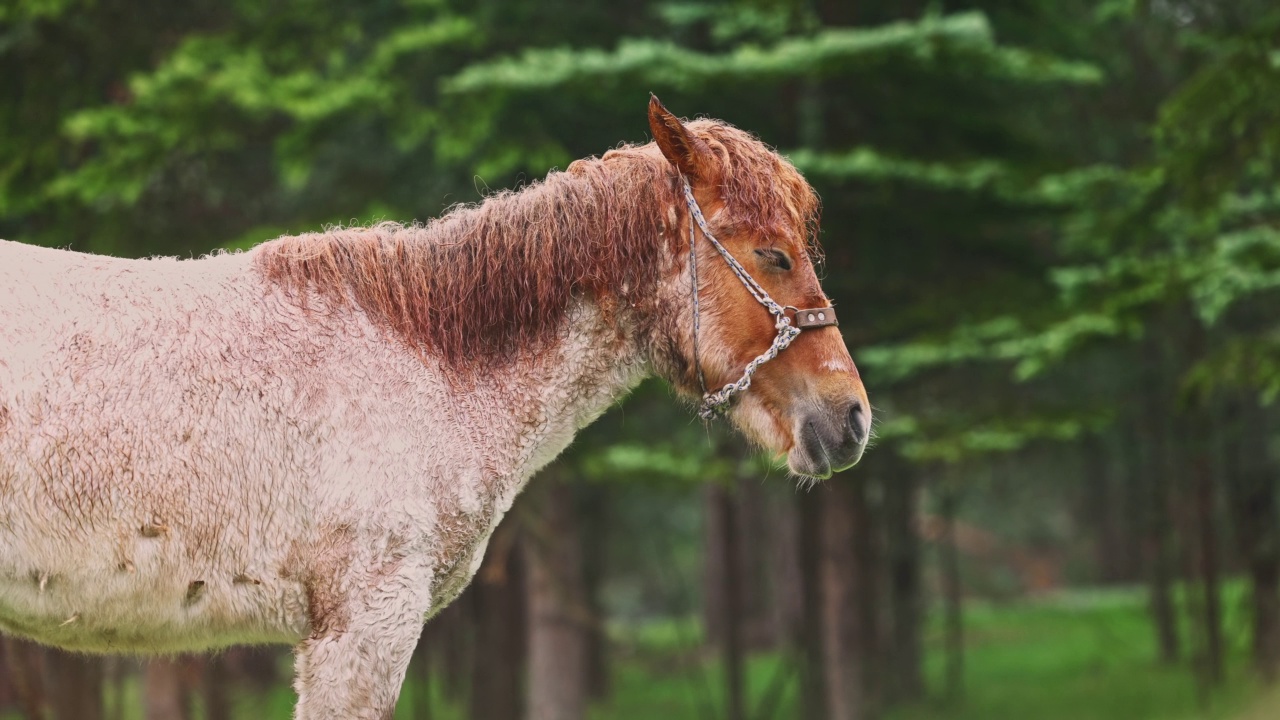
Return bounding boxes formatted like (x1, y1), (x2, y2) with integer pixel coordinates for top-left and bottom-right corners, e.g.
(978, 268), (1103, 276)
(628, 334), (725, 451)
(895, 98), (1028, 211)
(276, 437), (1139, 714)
(0, 556), (310, 653)
(0, 374), (319, 652)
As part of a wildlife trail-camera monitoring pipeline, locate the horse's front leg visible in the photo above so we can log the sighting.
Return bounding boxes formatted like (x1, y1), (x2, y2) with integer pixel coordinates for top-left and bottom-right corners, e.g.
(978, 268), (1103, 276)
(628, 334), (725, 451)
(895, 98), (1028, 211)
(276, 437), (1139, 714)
(291, 557), (433, 720)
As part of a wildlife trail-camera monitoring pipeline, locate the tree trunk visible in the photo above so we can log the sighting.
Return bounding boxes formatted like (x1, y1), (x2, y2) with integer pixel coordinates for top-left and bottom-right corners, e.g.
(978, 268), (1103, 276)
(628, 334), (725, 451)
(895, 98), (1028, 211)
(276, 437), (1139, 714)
(708, 479), (746, 720)
(1142, 338), (1181, 665)
(1113, 421), (1148, 584)
(143, 658), (188, 720)
(939, 487), (964, 702)
(426, 599), (469, 707)
(1147, 495), (1182, 666)
(106, 659), (126, 720)
(46, 650), (103, 720)
(797, 489), (828, 720)
(1083, 436), (1127, 584)
(709, 455), (785, 651)
(1223, 397), (1280, 681)
(737, 478), (778, 648)
(851, 471), (881, 716)
(704, 482), (729, 650)
(203, 656), (232, 720)
(819, 480), (867, 720)
(1179, 323), (1223, 690)
(1254, 555), (1280, 683)
(409, 637), (435, 720)
(469, 520), (525, 720)
(578, 484), (611, 701)
(1192, 449), (1224, 686)
(884, 461), (923, 702)
(524, 470), (588, 720)
(2, 639), (49, 720)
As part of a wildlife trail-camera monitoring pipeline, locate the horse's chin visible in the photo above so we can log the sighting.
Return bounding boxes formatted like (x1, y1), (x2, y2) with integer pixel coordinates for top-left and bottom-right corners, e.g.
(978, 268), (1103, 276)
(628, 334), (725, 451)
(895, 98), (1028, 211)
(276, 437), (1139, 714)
(785, 411), (865, 480)
(786, 444), (863, 480)
(787, 449), (833, 480)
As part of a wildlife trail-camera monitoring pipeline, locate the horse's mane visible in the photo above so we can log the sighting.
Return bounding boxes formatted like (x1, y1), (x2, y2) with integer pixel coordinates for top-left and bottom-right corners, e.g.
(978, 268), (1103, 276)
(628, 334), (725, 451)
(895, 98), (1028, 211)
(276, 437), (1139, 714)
(256, 120), (819, 371)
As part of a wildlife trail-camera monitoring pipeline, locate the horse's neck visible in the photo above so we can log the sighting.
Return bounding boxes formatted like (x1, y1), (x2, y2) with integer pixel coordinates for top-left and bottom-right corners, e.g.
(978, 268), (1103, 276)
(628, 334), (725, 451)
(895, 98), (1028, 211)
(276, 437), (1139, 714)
(446, 302), (649, 482)
(305, 294), (648, 518)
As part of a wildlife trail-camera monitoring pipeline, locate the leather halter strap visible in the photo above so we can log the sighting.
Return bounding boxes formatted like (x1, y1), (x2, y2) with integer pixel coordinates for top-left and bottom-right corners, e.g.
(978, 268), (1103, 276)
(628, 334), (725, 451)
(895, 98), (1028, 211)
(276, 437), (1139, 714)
(792, 306), (839, 329)
(682, 178), (838, 419)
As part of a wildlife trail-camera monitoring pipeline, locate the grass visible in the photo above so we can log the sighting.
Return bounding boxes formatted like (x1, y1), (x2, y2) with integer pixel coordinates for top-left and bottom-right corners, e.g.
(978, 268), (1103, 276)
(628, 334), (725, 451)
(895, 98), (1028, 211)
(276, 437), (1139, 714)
(890, 587), (1259, 720)
(1235, 685), (1280, 720)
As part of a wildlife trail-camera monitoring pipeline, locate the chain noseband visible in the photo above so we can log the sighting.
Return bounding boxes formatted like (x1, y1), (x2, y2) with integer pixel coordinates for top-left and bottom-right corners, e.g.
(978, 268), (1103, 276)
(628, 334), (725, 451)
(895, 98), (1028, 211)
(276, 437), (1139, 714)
(683, 178), (838, 420)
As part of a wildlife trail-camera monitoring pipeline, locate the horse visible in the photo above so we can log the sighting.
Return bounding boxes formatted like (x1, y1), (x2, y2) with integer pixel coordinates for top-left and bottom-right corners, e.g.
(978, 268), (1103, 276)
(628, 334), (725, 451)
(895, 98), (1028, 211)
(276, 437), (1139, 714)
(0, 97), (869, 719)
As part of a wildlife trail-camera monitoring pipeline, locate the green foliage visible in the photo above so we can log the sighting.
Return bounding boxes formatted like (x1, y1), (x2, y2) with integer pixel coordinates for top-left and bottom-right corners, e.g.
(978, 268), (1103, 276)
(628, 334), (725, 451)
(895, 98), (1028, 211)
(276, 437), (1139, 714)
(1185, 332), (1280, 406)
(581, 442), (727, 483)
(856, 1), (1280, 460)
(0, 0), (84, 22)
(1192, 225), (1280, 324)
(859, 313), (1140, 386)
(51, 13), (478, 206)
(656, 0), (793, 45)
(1156, 16), (1280, 207)
(876, 411), (1103, 464)
(792, 148), (1121, 207)
(445, 11), (1100, 95)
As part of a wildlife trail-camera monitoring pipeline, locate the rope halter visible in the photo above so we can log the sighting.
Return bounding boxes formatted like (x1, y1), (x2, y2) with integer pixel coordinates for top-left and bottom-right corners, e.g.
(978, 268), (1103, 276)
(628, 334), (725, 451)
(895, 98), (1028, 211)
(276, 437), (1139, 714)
(682, 178), (838, 420)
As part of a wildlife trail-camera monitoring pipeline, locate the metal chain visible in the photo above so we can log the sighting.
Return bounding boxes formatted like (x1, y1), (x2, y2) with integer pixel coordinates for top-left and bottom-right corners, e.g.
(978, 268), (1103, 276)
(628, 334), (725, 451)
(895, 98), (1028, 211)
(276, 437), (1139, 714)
(683, 178), (802, 420)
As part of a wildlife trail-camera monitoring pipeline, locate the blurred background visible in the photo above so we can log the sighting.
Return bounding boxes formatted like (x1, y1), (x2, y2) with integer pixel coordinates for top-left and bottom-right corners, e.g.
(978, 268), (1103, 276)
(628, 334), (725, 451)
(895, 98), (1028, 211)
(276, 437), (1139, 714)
(3, 0), (1280, 718)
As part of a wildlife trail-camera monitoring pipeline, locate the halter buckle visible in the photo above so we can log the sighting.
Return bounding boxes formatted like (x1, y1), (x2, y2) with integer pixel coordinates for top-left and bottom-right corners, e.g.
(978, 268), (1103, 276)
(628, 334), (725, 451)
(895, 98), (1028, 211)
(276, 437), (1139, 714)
(792, 307), (838, 329)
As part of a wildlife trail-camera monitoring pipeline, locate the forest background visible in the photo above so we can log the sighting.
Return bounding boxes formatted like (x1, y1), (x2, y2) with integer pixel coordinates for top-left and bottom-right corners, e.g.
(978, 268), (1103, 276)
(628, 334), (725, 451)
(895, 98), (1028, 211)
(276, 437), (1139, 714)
(3, 0), (1280, 718)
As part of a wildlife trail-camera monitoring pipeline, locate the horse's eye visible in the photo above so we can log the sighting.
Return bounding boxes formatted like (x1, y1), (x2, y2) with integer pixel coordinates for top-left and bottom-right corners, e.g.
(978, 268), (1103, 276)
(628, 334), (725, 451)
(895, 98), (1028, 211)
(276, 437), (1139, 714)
(754, 248), (793, 272)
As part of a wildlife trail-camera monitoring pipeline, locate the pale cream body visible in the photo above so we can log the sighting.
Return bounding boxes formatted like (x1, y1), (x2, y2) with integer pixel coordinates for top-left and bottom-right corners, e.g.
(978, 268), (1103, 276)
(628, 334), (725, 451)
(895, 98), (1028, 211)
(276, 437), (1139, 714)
(0, 239), (649, 717)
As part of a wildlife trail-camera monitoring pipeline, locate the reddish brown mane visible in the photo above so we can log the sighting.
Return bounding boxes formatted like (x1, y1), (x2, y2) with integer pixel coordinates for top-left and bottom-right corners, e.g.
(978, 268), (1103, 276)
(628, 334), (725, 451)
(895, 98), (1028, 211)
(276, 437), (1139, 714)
(256, 120), (820, 371)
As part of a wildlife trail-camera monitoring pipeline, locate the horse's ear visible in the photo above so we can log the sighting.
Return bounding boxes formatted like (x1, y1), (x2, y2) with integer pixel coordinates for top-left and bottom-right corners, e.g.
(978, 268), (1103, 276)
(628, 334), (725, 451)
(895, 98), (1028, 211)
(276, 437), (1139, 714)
(648, 94), (711, 181)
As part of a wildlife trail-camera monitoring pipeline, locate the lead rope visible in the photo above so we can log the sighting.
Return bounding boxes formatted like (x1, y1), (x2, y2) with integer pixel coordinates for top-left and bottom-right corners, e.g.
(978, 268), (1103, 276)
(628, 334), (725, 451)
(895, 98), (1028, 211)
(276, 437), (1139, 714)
(683, 178), (802, 420)
(689, 187), (708, 398)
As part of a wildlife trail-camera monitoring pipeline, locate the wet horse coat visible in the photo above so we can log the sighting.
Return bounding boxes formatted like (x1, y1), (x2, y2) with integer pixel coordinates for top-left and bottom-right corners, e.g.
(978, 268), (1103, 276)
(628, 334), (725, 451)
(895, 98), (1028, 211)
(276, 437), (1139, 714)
(0, 101), (869, 719)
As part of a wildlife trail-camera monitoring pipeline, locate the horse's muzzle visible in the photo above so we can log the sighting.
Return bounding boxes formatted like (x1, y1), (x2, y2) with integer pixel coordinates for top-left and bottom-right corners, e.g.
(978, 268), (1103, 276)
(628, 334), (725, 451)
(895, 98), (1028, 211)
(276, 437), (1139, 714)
(789, 399), (869, 479)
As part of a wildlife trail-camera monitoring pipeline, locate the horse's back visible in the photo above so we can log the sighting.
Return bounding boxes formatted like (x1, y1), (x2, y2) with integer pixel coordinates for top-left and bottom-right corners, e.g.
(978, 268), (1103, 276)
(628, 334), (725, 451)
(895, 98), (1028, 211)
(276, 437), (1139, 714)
(0, 240), (128, 339)
(1, 238), (247, 336)
(0, 240), (314, 652)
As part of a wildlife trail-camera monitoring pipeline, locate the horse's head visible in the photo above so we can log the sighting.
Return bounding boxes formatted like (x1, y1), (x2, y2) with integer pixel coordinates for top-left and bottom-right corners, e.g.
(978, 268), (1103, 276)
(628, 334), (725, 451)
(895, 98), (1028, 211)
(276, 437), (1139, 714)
(645, 97), (870, 479)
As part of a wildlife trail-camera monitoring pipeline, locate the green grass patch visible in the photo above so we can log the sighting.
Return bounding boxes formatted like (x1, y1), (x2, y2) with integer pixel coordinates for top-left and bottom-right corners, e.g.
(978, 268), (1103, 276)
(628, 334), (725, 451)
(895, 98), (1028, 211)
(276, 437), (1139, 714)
(891, 587), (1258, 720)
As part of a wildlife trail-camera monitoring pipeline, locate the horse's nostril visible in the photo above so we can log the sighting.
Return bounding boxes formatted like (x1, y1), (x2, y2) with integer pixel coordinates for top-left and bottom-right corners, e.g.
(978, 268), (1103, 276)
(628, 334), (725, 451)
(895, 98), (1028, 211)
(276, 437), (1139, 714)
(848, 400), (867, 444)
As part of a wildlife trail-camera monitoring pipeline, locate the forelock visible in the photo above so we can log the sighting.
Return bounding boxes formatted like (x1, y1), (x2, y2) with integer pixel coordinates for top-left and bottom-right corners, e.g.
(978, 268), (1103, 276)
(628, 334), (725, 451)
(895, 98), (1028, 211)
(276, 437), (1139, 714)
(686, 120), (822, 257)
